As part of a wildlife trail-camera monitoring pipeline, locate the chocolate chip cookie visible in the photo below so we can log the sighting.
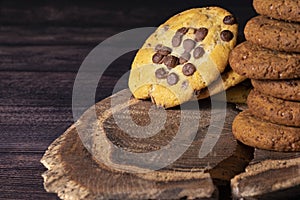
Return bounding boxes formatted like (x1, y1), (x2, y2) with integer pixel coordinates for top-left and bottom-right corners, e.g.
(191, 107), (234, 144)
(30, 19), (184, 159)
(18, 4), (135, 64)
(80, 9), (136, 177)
(253, 0), (300, 22)
(128, 7), (238, 108)
(232, 110), (300, 152)
(251, 79), (300, 101)
(196, 67), (247, 100)
(244, 15), (300, 52)
(247, 90), (300, 127)
(229, 41), (300, 79)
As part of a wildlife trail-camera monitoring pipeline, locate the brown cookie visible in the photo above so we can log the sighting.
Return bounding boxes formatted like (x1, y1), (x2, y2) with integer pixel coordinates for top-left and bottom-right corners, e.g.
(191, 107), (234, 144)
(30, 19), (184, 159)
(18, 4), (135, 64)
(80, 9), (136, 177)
(232, 110), (300, 152)
(247, 89), (300, 127)
(253, 0), (300, 22)
(251, 79), (300, 101)
(244, 15), (300, 52)
(229, 41), (300, 79)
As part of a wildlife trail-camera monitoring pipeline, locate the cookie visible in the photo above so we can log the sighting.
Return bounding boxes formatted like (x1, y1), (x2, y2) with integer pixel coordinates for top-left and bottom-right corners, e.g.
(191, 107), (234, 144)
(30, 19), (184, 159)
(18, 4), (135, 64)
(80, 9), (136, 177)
(198, 78), (251, 104)
(128, 7), (238, 108)
(196, 67), (247, 101)
(251, 79), (300, 101)
(244, 15), (300, 52)
(253, 0), (300, 22)
(247, 89), (300, 127)
(232, 110), (300, 152)
(229, 41), (300, 79)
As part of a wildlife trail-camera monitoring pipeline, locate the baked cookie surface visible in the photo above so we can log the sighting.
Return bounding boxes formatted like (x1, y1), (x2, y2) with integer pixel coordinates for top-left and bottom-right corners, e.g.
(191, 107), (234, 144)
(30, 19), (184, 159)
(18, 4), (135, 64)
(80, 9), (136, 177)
(247, 90), (300, 127)
(196, 67), (247, 101)
(244, 15), (300, 52)
(128, 7), (238, 108)
(229, 41), (300, 79)
(251, 79), (300, 101)
(232, 110), (300, 152)
(253, 0), (300, 22)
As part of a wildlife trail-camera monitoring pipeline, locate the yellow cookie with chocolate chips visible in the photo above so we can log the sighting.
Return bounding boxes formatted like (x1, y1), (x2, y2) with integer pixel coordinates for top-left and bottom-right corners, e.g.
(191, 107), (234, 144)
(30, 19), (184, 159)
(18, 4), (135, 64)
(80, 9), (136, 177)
(128, 7), (238, 108)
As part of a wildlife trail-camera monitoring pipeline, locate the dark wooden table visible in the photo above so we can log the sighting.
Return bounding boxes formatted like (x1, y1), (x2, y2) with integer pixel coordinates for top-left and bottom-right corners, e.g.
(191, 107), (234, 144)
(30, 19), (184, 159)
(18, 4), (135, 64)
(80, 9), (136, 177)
(0, 0), (255, 199)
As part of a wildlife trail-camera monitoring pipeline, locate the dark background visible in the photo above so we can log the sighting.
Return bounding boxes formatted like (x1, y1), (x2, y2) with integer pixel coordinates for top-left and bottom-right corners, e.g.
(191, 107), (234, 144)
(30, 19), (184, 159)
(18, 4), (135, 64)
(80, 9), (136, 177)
(0, 0), (255, 199)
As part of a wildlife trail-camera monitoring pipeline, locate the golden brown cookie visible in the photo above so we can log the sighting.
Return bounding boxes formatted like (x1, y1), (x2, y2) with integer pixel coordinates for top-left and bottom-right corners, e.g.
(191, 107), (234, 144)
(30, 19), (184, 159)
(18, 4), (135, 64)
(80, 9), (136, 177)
(247, 89), (300, 127)
(196, 67), (247, 101)
(244, 15), (300, 53)
(251, 79), (300, 101)
(253, 0), (300, 22)
(229, 41), (300, 79)
(232, 110), (300, 152)
(128, 7), (238, 108)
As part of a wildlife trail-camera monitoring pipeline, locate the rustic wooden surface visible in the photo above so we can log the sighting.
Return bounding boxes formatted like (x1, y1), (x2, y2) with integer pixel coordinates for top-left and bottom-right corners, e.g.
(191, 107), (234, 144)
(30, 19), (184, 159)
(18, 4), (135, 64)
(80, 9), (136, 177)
(5, 1), (300, 200)
(41, 89), (255, 199)
(231, 149), (300, 200)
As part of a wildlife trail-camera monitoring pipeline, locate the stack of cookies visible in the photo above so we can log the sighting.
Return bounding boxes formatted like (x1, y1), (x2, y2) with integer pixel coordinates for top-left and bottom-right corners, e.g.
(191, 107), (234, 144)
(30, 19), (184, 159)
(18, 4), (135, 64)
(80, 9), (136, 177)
(229, 0), (300, 151)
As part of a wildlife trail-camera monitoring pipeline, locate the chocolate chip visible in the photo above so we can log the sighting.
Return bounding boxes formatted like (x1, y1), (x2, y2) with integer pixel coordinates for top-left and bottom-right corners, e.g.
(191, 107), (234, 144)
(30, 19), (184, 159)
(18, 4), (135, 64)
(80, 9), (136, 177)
(152, 53), (164, 64)
(176, 27), (188, 35)
(155, 44), (163, 51)
(164, 55), (179, 68)
(220, 30), (234, 42)
(182, 80), (189, 90)
(167, 73), (179, 85)
(179, 52), (191, 64)
(155, 68), (168, 79)
(158, 46), (172, 55)
(182, 63), (196, 76)
(223, 15), (237, 25)
(155, 44), (172, 55)
(195, 28), (208, 42)
(172, 35), (182, 47)
(172, 27), (189, 47)
(183, 39), (196, 52)
(179, 58), (187, 64)
(193, 46), (205, 59)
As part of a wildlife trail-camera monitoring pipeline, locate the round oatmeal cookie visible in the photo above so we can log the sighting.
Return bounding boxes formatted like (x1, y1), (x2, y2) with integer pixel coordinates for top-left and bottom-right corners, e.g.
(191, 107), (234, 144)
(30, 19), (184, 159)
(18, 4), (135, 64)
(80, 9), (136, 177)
(229, 41), (300, 79)
(232, 110), (300, 152)
(247, 89), (300, 127)
(251, 79), (300, 101)
(253, 0), (300, 22)
(128, 7), (238, 108)
(244, 15), (300, 53)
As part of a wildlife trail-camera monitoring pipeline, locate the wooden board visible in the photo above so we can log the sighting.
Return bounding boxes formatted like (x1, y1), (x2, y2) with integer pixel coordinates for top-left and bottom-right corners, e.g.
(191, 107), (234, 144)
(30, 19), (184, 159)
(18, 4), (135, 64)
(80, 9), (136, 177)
(41, 89), (254, 199)
(231, 149), (300, 200)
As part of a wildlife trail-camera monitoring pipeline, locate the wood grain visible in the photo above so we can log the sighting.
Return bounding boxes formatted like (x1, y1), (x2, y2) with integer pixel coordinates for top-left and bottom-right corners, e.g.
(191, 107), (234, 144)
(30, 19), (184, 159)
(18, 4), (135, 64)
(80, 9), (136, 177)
(0, 46), (135, 74)
(0, 26), (122, 45)
(41, 89), (253, 199)
(0, 46), (92, 72)
(231, 149), (300, 199)
(0, 153), (59, 200)
(0, 0), (255, 27)
(0, 71), (129, 107)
